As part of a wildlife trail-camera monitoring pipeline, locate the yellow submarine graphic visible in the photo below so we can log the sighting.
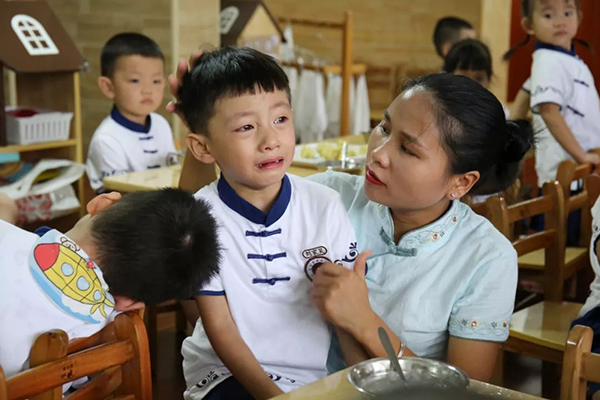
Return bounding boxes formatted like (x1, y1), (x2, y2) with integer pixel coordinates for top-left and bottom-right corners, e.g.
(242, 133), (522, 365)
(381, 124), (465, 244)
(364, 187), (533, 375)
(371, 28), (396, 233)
(33, 241), (114, 317)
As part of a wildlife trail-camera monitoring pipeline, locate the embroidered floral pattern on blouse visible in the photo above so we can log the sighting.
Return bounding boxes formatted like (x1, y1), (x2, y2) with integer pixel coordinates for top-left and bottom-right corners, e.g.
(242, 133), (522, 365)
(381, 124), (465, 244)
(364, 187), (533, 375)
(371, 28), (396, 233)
(449, 318), (509, 338)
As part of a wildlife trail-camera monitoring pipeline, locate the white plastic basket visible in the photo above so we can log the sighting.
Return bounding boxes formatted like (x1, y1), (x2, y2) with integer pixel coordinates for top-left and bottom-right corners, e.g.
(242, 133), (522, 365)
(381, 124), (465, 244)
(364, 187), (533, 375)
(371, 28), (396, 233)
(5, 107), (73, 145)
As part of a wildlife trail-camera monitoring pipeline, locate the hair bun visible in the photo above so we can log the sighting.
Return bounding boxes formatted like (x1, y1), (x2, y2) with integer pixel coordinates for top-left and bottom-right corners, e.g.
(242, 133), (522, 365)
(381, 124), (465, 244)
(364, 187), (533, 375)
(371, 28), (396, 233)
(503, 119), (534, 163)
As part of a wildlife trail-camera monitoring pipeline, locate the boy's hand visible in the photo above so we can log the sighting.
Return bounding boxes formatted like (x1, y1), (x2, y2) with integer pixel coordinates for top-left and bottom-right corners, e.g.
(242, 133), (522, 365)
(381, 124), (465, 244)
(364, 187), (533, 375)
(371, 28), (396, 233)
(166, 50), (203, 127)
(86, 192), (122, 215)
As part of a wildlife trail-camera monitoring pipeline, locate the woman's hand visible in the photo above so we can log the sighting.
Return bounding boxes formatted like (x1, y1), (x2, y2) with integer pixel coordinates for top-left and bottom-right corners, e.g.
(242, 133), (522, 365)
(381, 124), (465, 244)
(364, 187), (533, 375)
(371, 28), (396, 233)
(166, 50), (203, 126)
(0, 193), (18, 224)
(311, 251), (374, 334)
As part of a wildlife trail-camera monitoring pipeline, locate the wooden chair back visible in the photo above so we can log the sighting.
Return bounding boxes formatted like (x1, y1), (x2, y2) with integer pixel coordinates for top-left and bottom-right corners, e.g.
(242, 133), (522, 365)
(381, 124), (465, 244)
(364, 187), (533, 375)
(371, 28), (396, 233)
(556, 160), (594, 246)
(586, 173), (600, 211)
(561, 325), (600, 400)
(487, 180), (567, 300)
(5, 311), (151, 400)
(0, 367), (7, 400)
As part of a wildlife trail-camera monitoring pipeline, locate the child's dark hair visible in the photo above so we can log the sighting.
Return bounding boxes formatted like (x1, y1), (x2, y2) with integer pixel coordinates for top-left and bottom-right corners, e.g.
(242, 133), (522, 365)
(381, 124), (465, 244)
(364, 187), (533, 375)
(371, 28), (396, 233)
(177, 46), (290, 136)
(404, 74), (534, 196)
(91, 188), (220, 304)
(503, 0), (586, 60)
(101, 32), (165, 77)
(433, 17), (474, 57)
(443, 39), (492, 80)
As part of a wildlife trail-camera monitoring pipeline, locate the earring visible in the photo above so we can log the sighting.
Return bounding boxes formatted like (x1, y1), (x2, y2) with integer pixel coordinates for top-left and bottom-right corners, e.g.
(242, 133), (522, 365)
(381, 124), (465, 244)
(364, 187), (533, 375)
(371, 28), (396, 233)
(451, 193), (457, 198)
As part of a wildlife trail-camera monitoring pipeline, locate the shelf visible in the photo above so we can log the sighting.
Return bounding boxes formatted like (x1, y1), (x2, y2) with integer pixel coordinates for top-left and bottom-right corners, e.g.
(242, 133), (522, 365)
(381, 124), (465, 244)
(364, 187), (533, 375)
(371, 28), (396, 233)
(0, 139), (77, 154)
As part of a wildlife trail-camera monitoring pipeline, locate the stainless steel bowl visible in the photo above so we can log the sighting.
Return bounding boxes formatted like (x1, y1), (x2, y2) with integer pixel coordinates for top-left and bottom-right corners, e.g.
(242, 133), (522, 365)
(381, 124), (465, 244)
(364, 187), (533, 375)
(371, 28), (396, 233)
(347, 357), (469, 397)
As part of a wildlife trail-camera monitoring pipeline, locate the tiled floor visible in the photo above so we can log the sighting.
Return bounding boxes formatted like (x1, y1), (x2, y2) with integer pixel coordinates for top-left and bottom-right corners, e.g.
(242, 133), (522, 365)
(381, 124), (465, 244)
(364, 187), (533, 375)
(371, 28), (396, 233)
(151, 323), (545, 400)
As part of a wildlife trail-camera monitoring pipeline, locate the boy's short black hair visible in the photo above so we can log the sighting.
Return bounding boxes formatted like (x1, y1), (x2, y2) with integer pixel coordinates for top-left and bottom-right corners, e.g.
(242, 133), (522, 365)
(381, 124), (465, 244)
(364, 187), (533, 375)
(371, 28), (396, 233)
(101, 32), (165, 77)
(91, 188), (220, 304)
(178, 46), (290, 136)
(443, 39), (492, 79)
(433, 17), (474, 57)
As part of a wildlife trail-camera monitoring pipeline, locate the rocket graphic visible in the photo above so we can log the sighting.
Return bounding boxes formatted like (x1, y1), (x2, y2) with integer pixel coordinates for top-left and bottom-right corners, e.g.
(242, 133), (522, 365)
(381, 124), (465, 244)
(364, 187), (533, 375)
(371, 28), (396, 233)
(33, 242), (114, 317)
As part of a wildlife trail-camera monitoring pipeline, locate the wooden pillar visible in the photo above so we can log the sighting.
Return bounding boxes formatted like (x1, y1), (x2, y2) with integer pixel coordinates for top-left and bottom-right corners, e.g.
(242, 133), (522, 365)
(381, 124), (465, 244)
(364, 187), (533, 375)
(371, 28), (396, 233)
(340, 10), (353, 137)
(480, 0), (512, 103)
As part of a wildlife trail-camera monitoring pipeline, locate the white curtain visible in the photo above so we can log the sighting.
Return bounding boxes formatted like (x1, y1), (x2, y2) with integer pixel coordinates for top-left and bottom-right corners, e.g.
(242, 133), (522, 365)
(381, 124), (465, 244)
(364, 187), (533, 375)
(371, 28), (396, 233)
(353, 74), (371, 135)
(294, 70), (327, 143)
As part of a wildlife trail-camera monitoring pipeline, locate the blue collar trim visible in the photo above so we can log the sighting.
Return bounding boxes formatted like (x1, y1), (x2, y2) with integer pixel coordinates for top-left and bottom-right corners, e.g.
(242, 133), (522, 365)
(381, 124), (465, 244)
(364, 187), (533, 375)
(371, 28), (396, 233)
(110, 106), (151, 133)
(535, 41), (577, 57)
(217, 175), (292, 227)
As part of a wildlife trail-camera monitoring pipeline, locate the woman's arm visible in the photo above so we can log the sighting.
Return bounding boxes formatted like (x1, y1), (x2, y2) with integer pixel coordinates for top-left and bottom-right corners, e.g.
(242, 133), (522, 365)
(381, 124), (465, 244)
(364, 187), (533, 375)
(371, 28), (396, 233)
(539, 103), (600, 165)
(197, 296), (283, 400)
(447, 337), (500, 382)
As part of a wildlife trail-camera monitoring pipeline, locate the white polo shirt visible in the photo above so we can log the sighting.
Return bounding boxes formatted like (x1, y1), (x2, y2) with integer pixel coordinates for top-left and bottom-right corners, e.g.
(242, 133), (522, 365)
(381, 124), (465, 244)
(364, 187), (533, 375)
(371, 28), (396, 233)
(181, 174), (358, 399)
(530, 42), (600, 186)
(0, 221), (114, 378)
(86, 107), (177, 192)
(581, 197), (600, 317)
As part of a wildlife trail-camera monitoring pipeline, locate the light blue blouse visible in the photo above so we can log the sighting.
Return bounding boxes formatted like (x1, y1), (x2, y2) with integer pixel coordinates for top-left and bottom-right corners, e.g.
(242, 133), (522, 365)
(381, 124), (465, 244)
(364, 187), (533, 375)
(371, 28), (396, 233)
(309, 171), (518, 361)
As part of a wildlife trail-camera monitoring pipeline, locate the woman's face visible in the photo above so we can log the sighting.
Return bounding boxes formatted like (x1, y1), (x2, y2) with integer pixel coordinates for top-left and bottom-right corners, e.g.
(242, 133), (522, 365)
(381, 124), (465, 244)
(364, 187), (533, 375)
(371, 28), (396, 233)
(364, 89), (454, 211)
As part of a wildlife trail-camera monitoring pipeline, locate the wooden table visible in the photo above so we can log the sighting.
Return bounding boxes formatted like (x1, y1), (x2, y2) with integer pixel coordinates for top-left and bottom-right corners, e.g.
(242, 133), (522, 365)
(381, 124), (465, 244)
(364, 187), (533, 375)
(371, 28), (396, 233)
(504, 301), (582, 363)
(102, 164), (332, 193)
(272, 367), (544, 400)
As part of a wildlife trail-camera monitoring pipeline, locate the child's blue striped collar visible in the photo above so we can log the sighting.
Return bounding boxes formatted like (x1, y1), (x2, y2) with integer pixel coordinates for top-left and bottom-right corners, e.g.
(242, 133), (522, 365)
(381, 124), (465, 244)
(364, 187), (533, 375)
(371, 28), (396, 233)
(110, 106), (152, 133)
(535, 41), (577, 57)
(217, 174), (291, 227)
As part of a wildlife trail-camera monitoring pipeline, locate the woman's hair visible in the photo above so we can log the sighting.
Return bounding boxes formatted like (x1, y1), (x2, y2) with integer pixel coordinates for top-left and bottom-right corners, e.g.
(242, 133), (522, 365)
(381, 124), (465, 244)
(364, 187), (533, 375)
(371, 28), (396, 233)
(503, 0), (585, 60)
(443, 39), (492, 79)
(404, 74), (534, 196)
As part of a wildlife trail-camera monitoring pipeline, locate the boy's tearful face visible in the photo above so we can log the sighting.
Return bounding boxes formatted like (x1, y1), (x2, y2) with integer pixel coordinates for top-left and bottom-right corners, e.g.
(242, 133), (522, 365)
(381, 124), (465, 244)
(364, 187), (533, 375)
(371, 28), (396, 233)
(205, 89), (295, 195)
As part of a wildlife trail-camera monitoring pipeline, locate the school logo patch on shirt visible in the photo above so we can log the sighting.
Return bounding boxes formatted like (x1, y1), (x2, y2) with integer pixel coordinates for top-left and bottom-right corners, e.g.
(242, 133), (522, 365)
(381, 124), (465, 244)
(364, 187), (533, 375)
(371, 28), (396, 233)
(29, 230), (114, 324)
(302, 246), (331, 281)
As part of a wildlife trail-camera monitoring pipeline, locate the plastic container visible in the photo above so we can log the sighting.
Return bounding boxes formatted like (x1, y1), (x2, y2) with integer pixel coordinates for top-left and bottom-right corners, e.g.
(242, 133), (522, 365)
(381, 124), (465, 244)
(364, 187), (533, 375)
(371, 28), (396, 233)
(5, 107), (73, 145)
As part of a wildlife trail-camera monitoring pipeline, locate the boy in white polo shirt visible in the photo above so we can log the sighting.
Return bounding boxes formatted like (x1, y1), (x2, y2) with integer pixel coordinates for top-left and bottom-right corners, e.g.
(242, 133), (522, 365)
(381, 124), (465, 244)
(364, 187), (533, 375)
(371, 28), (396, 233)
(86, 33), (177, 193)
(178, 47), (361, 400)
(0, 189), (220, 379)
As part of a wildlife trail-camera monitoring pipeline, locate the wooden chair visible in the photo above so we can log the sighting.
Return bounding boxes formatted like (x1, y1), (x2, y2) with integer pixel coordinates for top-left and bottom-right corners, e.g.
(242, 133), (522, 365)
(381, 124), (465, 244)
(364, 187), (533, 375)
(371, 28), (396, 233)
(561, 325), (600, 400)
(3, 311), (151, 400)
(518, 161), (596, 302)
(487, 181), (583, 397)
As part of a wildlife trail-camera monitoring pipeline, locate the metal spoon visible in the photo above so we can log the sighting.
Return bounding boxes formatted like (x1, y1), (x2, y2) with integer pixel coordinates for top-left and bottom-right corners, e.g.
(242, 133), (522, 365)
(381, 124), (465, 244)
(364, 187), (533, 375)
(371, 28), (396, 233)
(378, 327), (406, 382)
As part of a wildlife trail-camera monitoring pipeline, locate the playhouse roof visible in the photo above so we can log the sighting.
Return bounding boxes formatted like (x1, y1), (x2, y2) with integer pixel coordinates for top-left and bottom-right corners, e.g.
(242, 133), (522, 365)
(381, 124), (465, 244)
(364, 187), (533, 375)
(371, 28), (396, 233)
(0, 1), (85, 73)
(221, 0), (285, 46)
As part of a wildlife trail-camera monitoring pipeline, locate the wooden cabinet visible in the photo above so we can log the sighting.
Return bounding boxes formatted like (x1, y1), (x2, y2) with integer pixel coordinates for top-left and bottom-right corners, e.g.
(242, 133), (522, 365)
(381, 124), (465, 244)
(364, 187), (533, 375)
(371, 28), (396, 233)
(0, 1), (86, 228)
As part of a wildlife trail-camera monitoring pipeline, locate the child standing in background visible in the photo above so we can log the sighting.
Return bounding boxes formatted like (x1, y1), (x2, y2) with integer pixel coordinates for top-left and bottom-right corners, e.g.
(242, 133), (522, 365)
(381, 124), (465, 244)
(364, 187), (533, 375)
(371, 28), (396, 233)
(443, 38), (510, 119)
(505, 0), (600, 189)
(432, 16), (476, 61)
(86, 33), (177, 193)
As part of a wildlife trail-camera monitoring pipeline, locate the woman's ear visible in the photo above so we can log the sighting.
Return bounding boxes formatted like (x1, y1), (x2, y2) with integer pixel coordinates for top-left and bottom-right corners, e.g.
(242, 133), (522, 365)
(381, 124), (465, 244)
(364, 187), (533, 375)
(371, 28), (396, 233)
(186, 133), (216, 164)
(521, 17), (534, 35)
(98, 76), (115, 100)
(113, 295), (145, 312)
(447, 171), (480, 200)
